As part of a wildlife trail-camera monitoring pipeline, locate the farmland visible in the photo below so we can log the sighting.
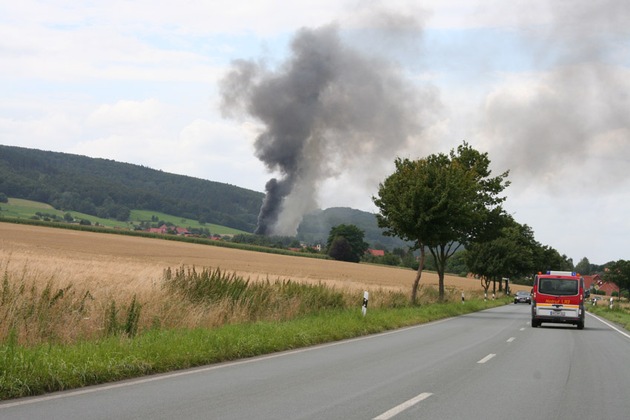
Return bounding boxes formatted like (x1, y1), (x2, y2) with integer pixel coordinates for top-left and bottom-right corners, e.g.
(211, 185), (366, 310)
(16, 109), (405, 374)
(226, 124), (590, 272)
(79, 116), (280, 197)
(1, 220), (497, 346)
(0, 221), (482, 295)
(1, 221), (513, 399)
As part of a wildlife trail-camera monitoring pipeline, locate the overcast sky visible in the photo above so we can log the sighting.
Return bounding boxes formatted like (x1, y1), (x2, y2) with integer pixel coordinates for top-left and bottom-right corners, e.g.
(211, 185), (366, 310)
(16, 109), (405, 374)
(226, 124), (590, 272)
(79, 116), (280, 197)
(1, 0), (629, 265)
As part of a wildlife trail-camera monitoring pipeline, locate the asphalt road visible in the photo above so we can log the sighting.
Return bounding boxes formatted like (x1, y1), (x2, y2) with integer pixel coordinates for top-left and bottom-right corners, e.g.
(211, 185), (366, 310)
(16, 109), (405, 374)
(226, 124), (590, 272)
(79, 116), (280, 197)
(2, 304), (629, 419)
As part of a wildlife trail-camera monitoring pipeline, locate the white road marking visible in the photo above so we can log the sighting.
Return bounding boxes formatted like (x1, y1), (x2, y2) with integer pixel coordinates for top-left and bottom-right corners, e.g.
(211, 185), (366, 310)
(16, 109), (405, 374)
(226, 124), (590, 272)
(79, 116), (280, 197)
(520, 327), (525, 331)
(373, 392), (433, 420)
(507, 337), (516, 343)
(587, 312), (630, 340)
(477, 353), (496, 364)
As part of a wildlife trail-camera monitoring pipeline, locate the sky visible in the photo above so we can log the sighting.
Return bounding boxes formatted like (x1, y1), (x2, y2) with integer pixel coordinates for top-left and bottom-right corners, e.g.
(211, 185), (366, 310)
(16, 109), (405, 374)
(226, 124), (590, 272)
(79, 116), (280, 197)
(1, 0), (629, 265)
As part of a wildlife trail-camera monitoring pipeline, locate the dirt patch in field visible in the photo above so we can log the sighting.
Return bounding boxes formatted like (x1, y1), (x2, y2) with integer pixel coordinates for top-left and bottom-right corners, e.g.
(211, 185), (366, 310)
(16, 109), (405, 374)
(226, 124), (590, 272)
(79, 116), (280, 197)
(0, 222), (487, 294)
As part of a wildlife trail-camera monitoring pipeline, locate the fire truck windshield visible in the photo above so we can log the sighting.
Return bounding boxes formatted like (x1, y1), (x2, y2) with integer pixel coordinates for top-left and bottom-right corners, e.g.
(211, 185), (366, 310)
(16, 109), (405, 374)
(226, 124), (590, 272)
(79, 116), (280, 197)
(539, 278), (579, 296)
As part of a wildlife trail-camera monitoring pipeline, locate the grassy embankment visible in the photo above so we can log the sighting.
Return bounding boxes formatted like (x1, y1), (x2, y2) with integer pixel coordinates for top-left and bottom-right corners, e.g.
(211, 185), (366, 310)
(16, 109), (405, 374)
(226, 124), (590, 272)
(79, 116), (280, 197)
(0, 262), (507, 400)
(588, 301), (630, 330)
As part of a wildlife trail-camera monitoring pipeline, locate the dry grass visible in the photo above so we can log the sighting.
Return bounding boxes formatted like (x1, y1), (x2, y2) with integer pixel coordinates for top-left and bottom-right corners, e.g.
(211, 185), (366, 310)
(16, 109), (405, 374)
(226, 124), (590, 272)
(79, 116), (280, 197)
(0, 222), (483, 293)
(0, 222), (504, 345)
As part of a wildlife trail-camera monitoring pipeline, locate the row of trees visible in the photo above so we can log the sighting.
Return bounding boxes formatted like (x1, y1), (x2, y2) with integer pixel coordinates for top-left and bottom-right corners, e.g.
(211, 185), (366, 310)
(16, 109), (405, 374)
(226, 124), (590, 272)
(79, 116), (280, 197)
(369, 142), (598, 304)
(324, 224), (624, 299)
(318, 142), (589, 303)
(373, 142), (510, 303)
(464, 217), (572, 295)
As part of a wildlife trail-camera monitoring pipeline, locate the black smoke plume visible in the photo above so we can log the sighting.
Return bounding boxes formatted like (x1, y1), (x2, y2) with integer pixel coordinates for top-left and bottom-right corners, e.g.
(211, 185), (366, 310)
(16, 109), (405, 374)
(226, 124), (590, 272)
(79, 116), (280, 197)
(220, 21), (436, 235)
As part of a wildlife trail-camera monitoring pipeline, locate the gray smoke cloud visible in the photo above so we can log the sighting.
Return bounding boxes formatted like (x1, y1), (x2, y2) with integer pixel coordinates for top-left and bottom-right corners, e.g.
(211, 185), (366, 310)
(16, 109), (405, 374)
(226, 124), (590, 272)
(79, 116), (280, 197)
(479, 0), (630, 194)
(220, 20), (437, 235)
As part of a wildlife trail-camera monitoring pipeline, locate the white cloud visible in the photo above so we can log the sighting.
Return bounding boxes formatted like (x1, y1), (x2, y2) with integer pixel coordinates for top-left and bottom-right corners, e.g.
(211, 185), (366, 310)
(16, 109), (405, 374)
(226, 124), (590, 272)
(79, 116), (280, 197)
(87, 99), (166, 128)
(0, 111), (82, 151)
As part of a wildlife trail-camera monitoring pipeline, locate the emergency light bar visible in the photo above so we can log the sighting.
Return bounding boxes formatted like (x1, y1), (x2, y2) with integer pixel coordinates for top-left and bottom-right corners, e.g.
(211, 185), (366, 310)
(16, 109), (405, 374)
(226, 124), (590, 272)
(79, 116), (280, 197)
(546, 270), (577, 276)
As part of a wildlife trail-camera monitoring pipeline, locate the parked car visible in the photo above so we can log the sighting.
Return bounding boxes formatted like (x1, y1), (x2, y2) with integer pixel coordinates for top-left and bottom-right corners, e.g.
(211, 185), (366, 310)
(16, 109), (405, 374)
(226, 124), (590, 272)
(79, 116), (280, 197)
(514, 290), (531, 304)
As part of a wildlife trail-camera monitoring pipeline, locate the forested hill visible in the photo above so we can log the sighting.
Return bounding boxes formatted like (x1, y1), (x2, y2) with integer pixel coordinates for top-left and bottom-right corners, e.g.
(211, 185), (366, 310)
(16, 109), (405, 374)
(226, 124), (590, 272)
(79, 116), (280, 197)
(298, 207), (411, 250)
(0, 145), (413, 248)
(0, 144), (263, 232)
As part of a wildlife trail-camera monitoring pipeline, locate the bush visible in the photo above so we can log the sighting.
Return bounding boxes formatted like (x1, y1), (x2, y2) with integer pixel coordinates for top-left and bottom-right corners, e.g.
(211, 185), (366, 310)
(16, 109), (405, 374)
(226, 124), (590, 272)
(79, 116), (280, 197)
(610, 291), (628, 299)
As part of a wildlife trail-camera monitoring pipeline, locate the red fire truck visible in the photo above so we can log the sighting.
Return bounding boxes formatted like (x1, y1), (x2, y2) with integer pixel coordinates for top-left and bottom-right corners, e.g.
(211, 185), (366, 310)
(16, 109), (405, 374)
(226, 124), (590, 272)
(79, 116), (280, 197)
(531, 271), (589, 329)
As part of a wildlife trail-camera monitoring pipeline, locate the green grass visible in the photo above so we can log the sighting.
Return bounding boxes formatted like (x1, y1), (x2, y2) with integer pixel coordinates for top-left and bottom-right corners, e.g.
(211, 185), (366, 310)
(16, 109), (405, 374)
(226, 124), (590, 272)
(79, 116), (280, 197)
(4, 198), (55, 210)
(589, 303), (630, 330)
(129, 209), (245, 235)
(1, 198), (56, 219)
(0, 198), (246, 234)
(0, 299), (508, 400)
(0, 198), (135, 229)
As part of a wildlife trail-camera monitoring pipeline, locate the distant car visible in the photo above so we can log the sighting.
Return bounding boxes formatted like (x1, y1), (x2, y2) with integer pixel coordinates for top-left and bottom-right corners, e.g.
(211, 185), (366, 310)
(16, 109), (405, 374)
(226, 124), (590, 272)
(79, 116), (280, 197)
(514, 291), (531, 304)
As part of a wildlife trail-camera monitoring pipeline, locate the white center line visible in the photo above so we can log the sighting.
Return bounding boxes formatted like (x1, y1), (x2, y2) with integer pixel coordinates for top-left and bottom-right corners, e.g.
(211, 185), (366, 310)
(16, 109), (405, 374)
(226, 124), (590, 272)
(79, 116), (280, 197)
(588, 312), (630, 339)
(477, 353), (496, 364)
(373, 392), (433, 420)
(507, 337), (516, 343)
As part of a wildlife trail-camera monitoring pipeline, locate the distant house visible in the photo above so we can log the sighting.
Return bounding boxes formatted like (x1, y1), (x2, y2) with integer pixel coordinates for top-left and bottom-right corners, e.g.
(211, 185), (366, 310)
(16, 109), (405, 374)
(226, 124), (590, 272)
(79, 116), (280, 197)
(147, 226), (190, 236)
(148, 226), (168, 234)
(174, 227), (190, 236)
(367, 249), (385, 257)
(583, 274), (619, 296)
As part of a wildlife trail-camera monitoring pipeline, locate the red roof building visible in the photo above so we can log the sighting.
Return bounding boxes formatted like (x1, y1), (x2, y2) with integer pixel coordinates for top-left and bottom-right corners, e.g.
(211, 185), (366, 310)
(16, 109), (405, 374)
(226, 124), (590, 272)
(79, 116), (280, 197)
(147, 226), (190, 236)
(148, 226), (168, 234)
(583, 274), (619, 296)
(367, 249), (385, 257)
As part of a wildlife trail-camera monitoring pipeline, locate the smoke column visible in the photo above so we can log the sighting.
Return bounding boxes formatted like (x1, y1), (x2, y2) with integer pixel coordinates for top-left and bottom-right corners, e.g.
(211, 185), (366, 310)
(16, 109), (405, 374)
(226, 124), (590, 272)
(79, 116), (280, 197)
(220, 21), (436, 235)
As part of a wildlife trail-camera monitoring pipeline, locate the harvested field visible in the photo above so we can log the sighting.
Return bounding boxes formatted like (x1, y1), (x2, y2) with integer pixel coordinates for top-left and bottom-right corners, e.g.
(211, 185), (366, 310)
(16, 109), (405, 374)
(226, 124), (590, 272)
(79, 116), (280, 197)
(0, 222), (484, 294)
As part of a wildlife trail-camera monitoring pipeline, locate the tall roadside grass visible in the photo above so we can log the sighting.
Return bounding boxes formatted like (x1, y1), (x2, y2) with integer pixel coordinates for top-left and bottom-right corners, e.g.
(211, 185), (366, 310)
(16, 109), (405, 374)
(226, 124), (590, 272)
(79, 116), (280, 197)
(0, 260), (507, 400)
(0, 262), (143, 345)
(162, 266), (350, 322)
(0, 260), (409, 346)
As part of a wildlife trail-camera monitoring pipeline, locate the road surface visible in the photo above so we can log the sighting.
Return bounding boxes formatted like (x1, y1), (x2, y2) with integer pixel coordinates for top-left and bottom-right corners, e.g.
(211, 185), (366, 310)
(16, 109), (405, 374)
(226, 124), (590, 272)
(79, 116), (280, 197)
(2, 305), (629, 419)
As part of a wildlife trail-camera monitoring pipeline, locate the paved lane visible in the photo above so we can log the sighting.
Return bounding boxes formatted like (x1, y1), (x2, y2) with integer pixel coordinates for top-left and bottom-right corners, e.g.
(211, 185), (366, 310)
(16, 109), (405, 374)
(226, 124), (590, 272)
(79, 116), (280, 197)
(2, 305), (629, 419)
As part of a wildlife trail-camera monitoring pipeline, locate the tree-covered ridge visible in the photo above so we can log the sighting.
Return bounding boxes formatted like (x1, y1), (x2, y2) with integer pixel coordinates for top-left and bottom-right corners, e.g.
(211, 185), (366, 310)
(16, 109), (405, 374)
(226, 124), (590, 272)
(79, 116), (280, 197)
(0, 145), (263, 232)
(297, 207), (412, 250)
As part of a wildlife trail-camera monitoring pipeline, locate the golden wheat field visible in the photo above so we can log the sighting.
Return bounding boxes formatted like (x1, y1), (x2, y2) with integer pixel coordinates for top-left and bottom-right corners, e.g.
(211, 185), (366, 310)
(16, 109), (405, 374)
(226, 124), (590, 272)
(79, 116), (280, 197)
(2, 222), (519, 344)
(0, 222), (484, 294)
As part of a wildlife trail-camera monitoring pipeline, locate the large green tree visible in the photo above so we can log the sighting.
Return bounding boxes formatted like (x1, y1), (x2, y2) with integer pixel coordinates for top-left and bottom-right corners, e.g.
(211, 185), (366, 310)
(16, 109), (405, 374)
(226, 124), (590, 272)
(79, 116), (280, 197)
(326, 224), (369, 263)
(574, 257), (592, 275)
(373, 142), (509, 303)
(603, 259), (630, 296)
(465, 217), (536, 295)
(531, 244), (573, 273)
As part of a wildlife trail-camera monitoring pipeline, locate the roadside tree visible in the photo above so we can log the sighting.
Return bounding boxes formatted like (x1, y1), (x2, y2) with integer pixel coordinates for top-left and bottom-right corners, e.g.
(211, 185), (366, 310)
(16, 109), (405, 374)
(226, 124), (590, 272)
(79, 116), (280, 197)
(326, 224), (369, 263)
(603, 259), (630, 299)
(532, 244), (573, 272)
(373, 142), (510, 303)
(575, 257), (592, 275)
(466, 217), (536, 295)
